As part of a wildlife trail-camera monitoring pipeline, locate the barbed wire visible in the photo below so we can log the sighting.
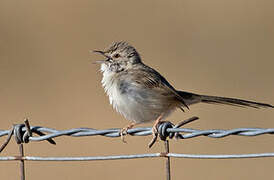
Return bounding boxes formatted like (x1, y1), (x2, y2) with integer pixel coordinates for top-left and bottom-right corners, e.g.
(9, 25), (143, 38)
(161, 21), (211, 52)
(0, 117), (274, 180)
(0, 117), (274, 145)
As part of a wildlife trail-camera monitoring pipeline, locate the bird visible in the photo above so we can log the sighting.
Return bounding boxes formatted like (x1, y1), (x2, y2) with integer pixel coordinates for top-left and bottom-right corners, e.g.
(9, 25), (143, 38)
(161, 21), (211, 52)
(93, 41), (273, 147)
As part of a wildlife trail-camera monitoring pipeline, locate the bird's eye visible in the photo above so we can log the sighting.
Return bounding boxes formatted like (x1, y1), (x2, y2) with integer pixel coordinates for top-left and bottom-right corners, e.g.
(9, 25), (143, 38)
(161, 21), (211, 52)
(113, 53), (120, 58)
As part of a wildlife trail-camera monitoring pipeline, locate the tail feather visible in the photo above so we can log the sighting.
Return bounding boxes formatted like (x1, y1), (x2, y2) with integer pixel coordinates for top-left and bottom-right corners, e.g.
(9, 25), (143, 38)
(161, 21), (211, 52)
(200, 95), (273, 108)
(177, 91), (274, 109)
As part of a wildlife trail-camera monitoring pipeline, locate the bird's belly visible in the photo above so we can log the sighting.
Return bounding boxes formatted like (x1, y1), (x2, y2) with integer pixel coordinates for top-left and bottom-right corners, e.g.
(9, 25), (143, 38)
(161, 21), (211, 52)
(115, 97), (158, 123)
(109, 87), (175, 124)
(102, 71), (177, 124)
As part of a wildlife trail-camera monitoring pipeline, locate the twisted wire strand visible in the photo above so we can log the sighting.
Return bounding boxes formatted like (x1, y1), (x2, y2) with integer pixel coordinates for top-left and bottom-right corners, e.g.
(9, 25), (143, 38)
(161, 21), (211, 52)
(1, 118), (274, 160)
(0, 126), (274, 142)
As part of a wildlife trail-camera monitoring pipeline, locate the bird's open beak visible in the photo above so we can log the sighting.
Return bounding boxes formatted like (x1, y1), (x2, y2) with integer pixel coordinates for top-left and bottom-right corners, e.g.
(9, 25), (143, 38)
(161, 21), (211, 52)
(93, 50), (105, 56)
(92, 50), (109, 64)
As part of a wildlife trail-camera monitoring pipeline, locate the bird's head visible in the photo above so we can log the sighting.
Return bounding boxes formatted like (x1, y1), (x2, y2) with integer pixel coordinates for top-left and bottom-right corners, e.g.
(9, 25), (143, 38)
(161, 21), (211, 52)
(93, 41), (142, 73)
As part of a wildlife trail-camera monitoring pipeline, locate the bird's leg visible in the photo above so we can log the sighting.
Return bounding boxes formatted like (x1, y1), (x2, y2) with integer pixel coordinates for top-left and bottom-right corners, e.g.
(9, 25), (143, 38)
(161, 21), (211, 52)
(148, 114), (163, 148)
(152, 115), (163, 135)
(120, 122), (135, 143)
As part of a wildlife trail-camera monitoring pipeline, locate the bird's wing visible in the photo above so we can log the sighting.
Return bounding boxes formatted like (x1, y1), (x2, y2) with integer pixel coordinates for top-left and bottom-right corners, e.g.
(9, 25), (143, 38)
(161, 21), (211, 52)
(121, 66), (189, 110)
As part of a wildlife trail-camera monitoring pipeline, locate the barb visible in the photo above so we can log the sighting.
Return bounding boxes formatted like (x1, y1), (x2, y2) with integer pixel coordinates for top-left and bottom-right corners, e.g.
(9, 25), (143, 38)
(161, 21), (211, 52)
(0, 126), (14, 153)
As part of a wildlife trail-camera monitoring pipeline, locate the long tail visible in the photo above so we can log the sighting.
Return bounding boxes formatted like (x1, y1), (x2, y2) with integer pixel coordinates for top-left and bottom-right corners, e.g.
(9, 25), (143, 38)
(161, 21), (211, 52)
(177, 91), (274, 109)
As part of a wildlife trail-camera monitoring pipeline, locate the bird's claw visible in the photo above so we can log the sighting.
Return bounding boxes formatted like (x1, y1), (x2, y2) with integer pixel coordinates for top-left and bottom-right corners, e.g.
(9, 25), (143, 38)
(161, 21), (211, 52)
(120, 128), (128, 143)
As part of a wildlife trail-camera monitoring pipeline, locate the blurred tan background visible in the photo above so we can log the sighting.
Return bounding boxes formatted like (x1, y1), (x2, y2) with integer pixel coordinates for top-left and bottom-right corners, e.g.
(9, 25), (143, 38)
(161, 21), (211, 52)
(0, 0), (274, 179)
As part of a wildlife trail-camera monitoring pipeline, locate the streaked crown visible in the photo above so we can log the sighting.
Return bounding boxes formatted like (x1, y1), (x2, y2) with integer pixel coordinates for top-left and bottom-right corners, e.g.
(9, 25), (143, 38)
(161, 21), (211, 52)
(104, 41), (142, 64)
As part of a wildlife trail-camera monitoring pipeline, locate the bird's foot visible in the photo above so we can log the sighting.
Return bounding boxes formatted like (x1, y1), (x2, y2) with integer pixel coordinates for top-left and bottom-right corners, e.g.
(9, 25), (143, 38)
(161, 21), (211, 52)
(120, 123), (135, 143)
(148, 115), (162, 148)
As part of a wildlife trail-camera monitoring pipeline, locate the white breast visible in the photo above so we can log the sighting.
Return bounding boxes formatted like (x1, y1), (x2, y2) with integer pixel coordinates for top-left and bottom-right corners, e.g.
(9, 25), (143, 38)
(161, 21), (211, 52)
(101, 64), (144, 123)
(101, 64), (129, 115)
